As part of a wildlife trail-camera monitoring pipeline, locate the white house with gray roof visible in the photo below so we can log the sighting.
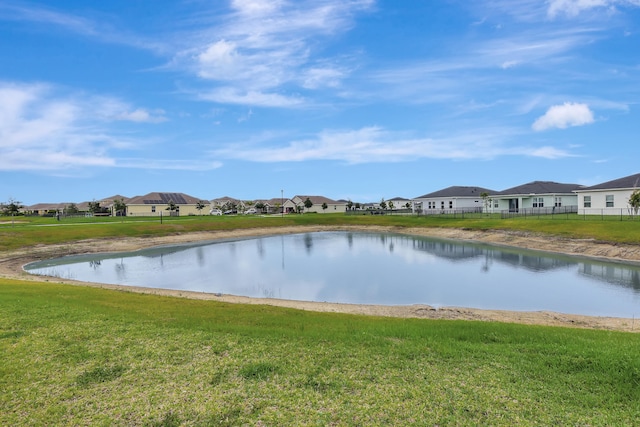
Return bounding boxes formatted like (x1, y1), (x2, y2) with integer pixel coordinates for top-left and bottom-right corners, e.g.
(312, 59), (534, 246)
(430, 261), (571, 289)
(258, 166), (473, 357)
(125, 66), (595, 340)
(491, 181), (582, 214)
(412, 186), (496, 214)
(574, 172), (640, 215)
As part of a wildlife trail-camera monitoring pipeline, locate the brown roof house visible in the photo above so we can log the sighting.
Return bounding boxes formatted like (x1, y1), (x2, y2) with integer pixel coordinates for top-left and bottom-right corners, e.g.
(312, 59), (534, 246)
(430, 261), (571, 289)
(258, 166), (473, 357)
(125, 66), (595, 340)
(126, 192), (209, 217)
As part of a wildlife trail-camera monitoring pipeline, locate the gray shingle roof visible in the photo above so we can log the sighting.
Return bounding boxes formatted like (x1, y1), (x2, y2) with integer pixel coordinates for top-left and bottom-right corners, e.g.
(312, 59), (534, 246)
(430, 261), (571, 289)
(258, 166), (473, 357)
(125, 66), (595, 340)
(496, 181), (583, 196)
(575, 173), (640, 191)
(415, 186), (496, 199)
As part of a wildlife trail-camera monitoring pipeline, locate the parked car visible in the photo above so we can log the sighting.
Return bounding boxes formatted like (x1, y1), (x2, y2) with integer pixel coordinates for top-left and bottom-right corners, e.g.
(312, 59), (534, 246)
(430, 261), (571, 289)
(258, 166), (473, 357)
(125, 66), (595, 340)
(210, 209), (222, 216)
(223, 210), (236, 215)
(244, 208), (257, 215)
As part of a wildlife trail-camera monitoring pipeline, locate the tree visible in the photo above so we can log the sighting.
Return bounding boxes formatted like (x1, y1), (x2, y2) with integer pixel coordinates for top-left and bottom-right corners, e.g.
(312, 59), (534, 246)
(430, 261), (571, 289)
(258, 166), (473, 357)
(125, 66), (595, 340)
(405, 202), (411, 209)
(304, 197), (313, 212)
(64, 203), (79, 215)
(629, 190), (640, 216)
(196, 200), (207, 215)
(388, 201), (394, 210)
(255, 202), (265, 213)
(480, 192), (490, 215)
(113, 198), (127, 216)
(346, 199), (353, 211)
(165, 200), (177, 214)
(322, 202), (328, 212)
(379, 198), (387, 210)
(88, 201), (101, 214)
(2, 198), (22, 216)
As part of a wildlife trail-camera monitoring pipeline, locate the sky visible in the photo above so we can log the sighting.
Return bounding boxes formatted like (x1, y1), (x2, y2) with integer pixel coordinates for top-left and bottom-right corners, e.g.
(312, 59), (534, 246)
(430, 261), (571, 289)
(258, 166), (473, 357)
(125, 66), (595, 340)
(1, 0), (640, 206)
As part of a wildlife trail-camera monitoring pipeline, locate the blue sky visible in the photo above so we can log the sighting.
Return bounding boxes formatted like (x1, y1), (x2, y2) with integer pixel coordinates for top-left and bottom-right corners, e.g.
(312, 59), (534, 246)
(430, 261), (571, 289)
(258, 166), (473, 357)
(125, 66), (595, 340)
(2, 0), (639, 205)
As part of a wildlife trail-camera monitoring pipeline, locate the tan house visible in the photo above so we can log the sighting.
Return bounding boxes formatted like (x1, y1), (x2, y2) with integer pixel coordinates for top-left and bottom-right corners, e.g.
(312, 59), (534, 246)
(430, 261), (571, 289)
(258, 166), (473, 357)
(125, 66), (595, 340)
(284, 195), (347, 213)
(210, 196), (246, 213)
(126, 192), (209, 217)
(254, 198), (287, 214)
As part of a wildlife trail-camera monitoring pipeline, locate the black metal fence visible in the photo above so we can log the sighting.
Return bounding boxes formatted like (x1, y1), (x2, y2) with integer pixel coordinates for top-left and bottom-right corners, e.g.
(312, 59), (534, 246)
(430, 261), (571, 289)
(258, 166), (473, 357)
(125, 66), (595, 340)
(500, 205), (578, 219)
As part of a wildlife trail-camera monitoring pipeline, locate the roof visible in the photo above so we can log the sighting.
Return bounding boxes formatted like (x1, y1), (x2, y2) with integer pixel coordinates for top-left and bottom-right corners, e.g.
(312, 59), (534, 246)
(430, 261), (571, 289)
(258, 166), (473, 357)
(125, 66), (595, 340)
(389, 196), (410, 201)
(127, 192), (205, 205)
(292, 195), (342, 204)
(99, 195), (129, 204)
(26, 203), (72, 211)
(575, 173), (640, 191)
(496, 181), (583, 196)
(415, 186), (496, 199)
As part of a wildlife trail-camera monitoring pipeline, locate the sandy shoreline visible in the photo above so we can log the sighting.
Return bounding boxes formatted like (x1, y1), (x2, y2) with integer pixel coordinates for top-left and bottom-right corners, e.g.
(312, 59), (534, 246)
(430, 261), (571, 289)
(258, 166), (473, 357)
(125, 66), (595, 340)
(3, 225), (640, 332)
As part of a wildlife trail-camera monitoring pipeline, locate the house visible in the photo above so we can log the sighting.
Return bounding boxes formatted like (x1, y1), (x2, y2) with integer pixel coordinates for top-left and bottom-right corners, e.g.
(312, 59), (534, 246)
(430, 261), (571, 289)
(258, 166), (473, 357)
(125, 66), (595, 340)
(253, 198), (288, 214)
(574, 172), (640, 215)
(126, 192), (208, 216)
(24, 203), (71, 216)
(210, 196), (246, 213)
(97, 195), (129, 216)
(492, 181), (582, 214)
(388, 197), (413, 210)
(284, 195), (347, 213)
(412, 186), (496, 214)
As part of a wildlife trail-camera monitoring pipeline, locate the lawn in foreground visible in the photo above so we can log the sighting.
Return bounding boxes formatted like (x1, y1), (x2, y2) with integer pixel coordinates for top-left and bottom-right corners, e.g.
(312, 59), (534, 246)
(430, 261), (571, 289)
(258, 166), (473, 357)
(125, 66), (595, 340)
(2, 279), (640, 426)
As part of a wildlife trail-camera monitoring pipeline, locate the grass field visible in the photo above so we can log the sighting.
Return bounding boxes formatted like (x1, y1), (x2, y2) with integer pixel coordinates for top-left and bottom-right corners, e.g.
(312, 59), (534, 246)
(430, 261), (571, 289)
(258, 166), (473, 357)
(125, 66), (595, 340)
(2, 214), (640, 425)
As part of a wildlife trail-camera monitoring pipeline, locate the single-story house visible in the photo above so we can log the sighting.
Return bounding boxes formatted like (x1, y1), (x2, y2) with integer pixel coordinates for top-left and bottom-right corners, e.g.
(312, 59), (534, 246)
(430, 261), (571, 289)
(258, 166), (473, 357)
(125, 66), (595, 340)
(412, 186), (496, 213)
(388, 197), (413, 210)
(491, 181), (582, 214)
(284, 195), (347, 213)
(253, 198), (288, 214)
(210, 196), (246, 213)
(24, 203), (71, 216)
(127, 192), (209, 216)
(574, 172), (640, 215)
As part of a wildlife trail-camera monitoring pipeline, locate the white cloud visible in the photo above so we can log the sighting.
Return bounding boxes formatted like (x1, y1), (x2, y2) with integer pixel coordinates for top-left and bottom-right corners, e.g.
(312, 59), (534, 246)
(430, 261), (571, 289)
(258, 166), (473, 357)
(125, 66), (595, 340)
(0, 1), (165, 52)
(547, 0), (640, 18)
(532, 102), (595, 131)
(198, 88), (305, 107)
(527, 146), (576, 158)
(0, 81), (188, 172)
(210, 126), (576, 164)
(115, 108), (167, 123)
(175, 0), (374, 106)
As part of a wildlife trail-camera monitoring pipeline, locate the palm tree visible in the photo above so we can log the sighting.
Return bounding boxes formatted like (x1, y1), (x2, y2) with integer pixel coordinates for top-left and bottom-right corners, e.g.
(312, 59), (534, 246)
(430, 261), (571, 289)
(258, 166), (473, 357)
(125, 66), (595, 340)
(196, 200), (207, 215)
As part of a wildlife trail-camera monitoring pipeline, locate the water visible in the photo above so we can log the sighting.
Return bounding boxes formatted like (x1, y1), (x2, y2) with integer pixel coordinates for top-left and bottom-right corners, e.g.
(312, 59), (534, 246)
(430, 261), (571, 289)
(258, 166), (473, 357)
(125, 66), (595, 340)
(24, 231), (640, 318)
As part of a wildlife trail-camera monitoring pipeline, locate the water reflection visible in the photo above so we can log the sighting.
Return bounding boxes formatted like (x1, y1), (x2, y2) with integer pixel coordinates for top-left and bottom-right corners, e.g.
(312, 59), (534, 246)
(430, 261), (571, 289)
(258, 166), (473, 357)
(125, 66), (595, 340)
(24, 232), (640, 318)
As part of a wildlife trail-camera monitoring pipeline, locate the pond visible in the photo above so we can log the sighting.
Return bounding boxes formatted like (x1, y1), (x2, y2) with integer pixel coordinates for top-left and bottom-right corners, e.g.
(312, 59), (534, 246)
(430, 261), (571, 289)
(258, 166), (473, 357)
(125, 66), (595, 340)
(24, 231), (640, 318)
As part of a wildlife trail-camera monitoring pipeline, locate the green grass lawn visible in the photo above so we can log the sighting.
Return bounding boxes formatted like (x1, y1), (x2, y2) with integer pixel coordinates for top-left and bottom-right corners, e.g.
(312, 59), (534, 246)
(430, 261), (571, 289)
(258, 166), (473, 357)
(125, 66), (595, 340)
(2, 280), (640, 426)
(2, 214), (640, 425)
(2, 212), (640, 253)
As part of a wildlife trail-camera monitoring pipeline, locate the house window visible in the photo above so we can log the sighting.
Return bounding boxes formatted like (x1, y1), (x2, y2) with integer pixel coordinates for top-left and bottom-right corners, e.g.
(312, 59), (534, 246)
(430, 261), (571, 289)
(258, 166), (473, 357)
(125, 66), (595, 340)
(555, 197), (562, 207)
(440, 201), (445, 209)
(606, 195), (614, 208)
(428, 201), (435, 209)
(151, 206), (156, 213)
(583, 196), (591, 208)
(448, 201), (453, 209)
(493, 200), (499, 208)
(532, 197), (544, 208)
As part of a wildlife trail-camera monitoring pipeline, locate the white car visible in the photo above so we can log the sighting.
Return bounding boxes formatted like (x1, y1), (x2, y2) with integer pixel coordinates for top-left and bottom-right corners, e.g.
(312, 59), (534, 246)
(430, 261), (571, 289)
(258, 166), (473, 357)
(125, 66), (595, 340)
(210, 209), (223, 216)
(244, 208), (257, 214)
